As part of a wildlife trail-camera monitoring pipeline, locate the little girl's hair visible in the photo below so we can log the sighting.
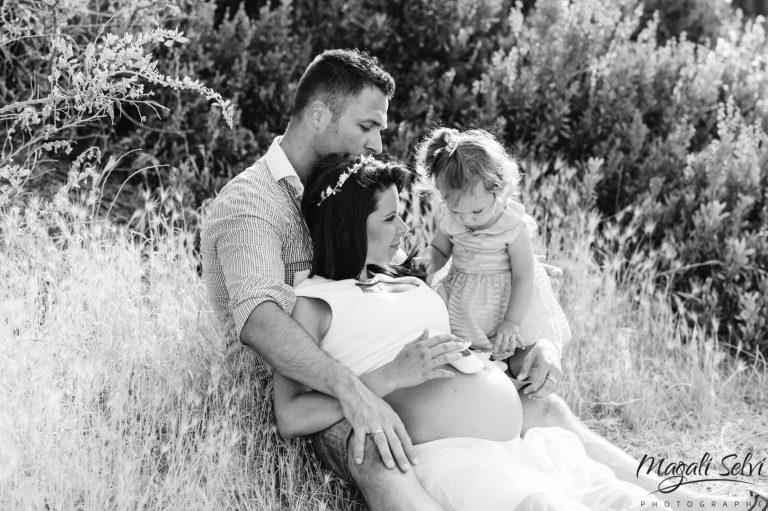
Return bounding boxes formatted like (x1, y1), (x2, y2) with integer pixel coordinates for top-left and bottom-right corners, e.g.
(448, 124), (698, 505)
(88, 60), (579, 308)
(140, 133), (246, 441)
(415, 127), (520, 201)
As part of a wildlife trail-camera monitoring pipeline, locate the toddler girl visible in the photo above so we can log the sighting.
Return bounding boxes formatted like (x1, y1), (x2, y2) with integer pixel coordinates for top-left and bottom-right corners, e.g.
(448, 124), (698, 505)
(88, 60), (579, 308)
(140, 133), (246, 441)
(415, 128), (571, 363)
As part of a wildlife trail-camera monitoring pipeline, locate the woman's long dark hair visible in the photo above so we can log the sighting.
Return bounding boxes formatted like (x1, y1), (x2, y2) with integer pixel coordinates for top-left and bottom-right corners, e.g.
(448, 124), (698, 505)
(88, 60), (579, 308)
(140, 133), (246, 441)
(302, 154), (426, 281)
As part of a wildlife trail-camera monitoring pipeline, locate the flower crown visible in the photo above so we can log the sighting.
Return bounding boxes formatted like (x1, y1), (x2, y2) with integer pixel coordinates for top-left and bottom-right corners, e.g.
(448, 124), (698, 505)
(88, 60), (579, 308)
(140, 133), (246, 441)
(317, 155), (373, 206)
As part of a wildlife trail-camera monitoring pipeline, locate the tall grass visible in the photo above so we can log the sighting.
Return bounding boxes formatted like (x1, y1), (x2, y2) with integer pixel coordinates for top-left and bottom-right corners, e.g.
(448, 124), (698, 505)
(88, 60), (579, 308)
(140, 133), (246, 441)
(0, 200), (361, 510)
(2, 164), (765, 508)
(3, 0), (766, 505)
(521, 159), (768, 493)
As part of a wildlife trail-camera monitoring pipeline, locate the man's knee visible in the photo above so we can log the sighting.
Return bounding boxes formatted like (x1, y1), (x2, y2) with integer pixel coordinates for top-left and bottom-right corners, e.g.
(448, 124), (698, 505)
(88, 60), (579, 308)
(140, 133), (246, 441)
(520, 393), (580, 431)
(345, 435), (433, 510)
(347, 435), (383, 484)
(346, 435), (413, 485)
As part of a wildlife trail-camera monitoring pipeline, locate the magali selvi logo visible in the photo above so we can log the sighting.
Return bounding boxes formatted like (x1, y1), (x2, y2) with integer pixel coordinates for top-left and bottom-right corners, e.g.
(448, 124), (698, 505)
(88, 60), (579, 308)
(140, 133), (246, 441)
(636, 452), (768, 509)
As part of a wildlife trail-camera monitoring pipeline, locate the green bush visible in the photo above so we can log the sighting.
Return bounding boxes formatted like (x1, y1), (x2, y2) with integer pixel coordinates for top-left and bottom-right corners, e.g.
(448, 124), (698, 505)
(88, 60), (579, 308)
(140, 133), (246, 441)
(471, 0), (768, 355)
(2, 0), (767, 355)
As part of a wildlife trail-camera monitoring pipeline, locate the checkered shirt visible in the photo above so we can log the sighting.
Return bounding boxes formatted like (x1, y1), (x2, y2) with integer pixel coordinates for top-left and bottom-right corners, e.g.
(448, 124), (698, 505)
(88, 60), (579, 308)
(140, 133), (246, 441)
(201, 137), (312, 378)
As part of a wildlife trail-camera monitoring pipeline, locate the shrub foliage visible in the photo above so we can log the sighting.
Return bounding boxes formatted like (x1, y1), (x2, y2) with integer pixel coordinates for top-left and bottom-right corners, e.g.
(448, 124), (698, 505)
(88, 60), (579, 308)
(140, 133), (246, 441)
(2, 0), (766, 355)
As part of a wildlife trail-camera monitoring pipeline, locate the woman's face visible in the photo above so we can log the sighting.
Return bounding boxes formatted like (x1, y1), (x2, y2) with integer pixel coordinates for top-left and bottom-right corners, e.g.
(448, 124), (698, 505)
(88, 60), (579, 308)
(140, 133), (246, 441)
(365, 185), (407, 267)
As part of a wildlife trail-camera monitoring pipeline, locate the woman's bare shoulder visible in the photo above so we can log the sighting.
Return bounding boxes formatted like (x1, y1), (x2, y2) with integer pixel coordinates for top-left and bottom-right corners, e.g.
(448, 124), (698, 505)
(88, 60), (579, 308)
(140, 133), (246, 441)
(291, 296), (332, 343)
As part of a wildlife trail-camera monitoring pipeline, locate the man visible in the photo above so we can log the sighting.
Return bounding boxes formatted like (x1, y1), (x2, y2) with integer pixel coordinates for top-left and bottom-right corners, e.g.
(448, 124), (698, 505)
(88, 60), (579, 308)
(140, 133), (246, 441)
(202, 48), (670, 510)
(202, 49), (453, 510)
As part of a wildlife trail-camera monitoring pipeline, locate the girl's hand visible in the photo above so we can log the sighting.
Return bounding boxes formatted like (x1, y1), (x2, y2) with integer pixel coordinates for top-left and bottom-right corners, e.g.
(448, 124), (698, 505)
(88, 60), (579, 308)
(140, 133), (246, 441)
(412, 255), (434, 274)
(382, 329), (466, 390)
(491, 320), (525, 359)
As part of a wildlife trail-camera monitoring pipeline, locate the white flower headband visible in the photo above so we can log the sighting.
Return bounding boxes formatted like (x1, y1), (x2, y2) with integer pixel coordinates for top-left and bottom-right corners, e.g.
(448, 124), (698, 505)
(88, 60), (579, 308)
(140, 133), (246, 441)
(317, 154), (374, 206)
(435, 131), (459, 158)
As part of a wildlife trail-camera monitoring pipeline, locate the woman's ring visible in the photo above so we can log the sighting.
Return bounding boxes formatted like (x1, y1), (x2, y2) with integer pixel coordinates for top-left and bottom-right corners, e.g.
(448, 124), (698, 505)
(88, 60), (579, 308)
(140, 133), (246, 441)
(546, 375), (558, 384)
(371, 429), (384, 436)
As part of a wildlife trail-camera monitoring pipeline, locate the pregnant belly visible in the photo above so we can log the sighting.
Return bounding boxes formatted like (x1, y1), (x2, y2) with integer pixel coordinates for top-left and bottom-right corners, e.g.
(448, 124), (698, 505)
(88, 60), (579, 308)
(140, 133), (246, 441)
(385, 361), (523, 445)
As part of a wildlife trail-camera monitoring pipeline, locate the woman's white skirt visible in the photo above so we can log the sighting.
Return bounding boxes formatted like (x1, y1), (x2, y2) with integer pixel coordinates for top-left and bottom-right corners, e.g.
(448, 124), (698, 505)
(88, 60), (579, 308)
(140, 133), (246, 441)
(413, 427), (657, 511)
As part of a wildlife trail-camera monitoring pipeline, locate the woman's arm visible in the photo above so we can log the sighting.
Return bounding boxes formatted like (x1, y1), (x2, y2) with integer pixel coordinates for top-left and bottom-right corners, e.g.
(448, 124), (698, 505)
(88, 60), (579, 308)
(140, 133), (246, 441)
(273, 372), (345, 439)
(273, 366), (431, 439)
(272, 361), (410, 439)
(274, 334), (461, 439)
(273, 296), (341, 439)
(272, 366), (405, 439)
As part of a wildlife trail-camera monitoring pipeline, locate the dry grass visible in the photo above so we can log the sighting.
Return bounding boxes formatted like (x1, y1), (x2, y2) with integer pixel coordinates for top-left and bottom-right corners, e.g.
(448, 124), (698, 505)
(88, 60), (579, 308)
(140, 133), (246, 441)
(537, 196), (768, 498)
(0, 200), (363, 510)
(1, 189), (766, 509)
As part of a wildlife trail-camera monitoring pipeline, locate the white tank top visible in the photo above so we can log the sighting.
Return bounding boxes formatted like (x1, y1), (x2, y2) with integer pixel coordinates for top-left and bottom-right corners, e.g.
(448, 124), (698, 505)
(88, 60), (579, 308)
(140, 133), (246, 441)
(294, 274), (452, 375)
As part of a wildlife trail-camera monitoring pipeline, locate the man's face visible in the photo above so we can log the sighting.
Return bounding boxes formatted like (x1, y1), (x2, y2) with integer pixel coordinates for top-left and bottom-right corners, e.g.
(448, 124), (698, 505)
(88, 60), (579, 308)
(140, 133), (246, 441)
(318, 86), (388, 157)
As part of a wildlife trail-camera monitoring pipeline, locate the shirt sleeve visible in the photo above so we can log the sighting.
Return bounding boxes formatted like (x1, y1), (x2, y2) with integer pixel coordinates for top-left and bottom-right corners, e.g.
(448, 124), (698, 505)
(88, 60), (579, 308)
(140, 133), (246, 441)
(210, 195), (297, 342)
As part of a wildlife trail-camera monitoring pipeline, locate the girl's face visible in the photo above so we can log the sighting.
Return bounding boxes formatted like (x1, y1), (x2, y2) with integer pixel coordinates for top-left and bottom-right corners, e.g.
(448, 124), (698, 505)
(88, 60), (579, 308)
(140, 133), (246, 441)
(444, 180), (500, 231)
(365, 185), (407, 267)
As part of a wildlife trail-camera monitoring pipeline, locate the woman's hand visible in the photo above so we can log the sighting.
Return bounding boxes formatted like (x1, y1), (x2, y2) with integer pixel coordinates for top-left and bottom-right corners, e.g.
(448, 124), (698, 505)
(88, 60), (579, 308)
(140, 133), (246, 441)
(381, 329), (467, 391)
(515, 338), (563, 399)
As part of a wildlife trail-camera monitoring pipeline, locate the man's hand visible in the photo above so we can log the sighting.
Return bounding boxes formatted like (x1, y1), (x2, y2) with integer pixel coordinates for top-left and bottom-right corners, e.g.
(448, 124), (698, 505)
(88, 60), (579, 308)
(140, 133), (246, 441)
(516, 338), (563, 399)
(535, 255), (563, 293)
(338, 330), (467, 471)
(336, 375), (417, 472)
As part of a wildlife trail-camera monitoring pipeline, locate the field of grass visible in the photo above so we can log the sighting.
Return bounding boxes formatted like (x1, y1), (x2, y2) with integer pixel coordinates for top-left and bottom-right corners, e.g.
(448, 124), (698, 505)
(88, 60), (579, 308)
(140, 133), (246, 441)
(2, 0), (768, 507)
(1, 184), (766, 510)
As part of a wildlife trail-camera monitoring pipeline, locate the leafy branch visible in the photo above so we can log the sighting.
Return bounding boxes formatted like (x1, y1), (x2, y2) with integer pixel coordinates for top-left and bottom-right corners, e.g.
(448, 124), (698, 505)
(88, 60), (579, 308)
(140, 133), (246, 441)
(1, 13), (234, 207)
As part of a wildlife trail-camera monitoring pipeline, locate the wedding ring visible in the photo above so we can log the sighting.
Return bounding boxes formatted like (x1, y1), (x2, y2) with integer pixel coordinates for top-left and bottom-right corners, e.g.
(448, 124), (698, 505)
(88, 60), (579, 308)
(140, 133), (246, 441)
(546, 375), (558, 384)
(371, 429), (384, 436)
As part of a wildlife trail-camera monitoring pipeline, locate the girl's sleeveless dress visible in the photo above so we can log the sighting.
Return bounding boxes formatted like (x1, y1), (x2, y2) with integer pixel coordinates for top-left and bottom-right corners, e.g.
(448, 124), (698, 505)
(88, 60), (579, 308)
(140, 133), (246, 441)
(434, 199), (572, 354)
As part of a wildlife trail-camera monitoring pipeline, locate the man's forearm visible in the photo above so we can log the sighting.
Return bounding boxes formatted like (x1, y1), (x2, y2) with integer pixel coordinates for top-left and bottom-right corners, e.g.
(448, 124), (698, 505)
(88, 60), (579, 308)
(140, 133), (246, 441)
(241, 301), (358, 398)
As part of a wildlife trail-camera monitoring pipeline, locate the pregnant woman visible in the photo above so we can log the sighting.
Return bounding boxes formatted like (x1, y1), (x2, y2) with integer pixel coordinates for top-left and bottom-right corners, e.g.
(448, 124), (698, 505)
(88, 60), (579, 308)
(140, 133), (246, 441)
(272, 154), (655, 510)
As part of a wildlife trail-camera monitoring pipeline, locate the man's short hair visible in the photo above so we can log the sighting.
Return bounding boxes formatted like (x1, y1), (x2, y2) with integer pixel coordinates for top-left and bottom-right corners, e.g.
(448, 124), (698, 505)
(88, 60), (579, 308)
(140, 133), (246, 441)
(290, 49), (395, 120)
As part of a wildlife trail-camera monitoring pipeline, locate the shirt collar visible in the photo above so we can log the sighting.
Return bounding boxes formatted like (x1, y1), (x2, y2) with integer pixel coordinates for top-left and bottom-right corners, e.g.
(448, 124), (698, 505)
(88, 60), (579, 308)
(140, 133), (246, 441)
(264, 135), (304, 198)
